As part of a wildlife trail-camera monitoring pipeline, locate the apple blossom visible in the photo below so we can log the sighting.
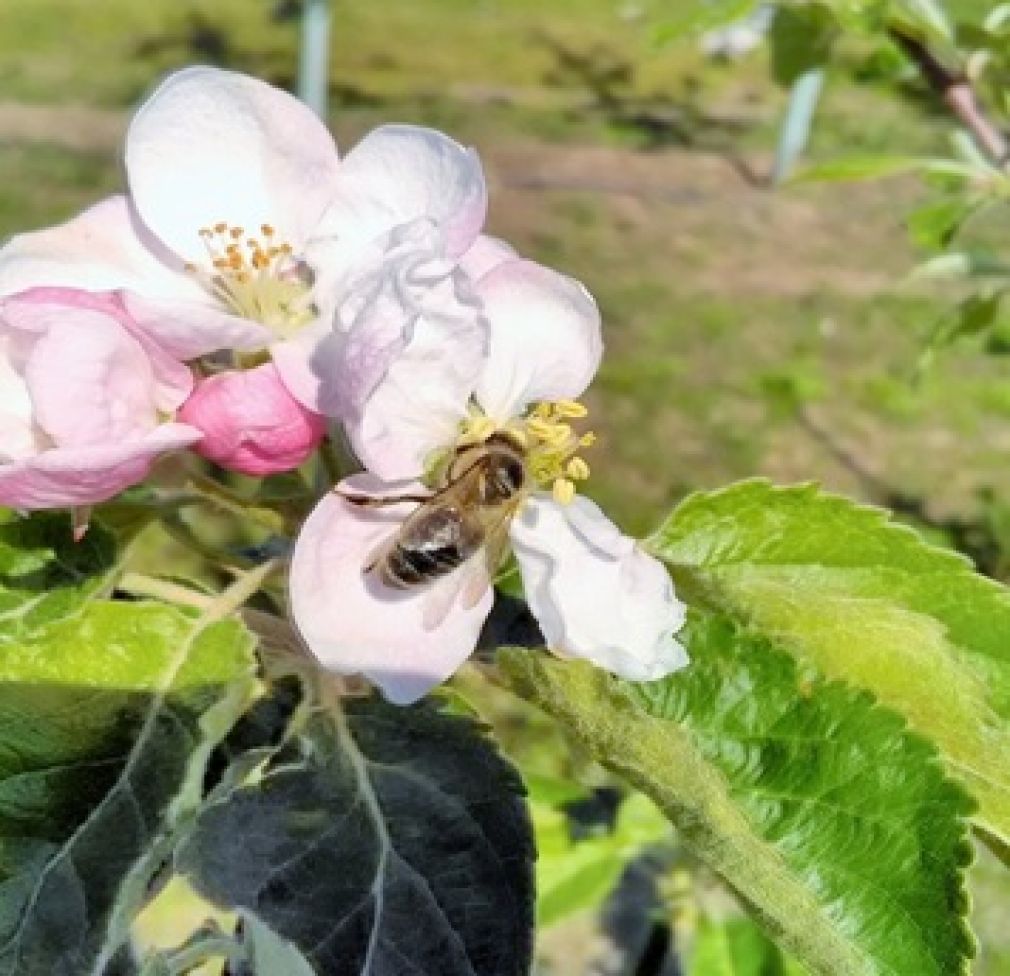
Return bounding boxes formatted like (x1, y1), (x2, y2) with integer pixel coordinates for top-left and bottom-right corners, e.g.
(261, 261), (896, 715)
(178, 363), (327, 476)
(0, 66), (489, 418)
(290, 259), (688, 704)
(0, 288), (200, 510)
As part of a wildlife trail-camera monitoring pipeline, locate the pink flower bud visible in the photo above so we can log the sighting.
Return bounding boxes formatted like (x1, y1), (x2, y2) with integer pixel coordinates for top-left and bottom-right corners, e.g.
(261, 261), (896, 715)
(0, 288), (200, 510)
(179, 362), (327, 476)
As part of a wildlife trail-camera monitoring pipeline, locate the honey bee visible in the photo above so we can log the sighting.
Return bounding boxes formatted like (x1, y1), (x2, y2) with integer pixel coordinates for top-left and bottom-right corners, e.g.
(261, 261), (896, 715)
(339, 432), (528, 591)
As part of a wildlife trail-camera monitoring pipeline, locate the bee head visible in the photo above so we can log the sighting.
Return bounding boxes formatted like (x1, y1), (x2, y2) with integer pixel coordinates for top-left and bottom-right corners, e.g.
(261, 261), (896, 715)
(480, 453), (526, 503)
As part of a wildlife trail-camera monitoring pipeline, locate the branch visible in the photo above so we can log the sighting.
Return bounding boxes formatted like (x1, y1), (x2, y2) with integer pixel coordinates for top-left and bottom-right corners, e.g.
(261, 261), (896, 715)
(889, 26), (1009, 167)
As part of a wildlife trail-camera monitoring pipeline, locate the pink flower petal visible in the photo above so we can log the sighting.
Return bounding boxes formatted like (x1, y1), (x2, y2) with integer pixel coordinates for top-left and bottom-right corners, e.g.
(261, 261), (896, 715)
(24, 312), (158, 447)
(318, 125), (486, 261)
(474, 259), (602, 420)
(0, 423), (200, 509)
(178, 363), (326, 476)
(4, 288), (194, 412)
(126, 67), (341, 263)
(510, 493), (688, 681)
(290, 475), (494, 704)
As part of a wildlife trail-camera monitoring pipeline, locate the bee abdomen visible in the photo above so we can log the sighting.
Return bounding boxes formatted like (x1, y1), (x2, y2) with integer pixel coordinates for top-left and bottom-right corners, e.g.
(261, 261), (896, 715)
(382, 541), (465, 588)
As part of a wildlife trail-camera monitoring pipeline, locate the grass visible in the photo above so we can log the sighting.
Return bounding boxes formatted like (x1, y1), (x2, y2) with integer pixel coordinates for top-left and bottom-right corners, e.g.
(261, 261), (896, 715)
(2, 0), (1010, 970)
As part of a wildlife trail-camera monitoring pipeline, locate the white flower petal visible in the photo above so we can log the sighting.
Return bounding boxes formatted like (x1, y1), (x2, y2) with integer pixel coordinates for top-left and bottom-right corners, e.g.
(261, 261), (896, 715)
(458, 234), (515, 281)
(126, 66), (341, 262)
(339, 234), (487, 479)
(510, 493), (688, 681)
(290, 475), (494, 704)
(318, 125), (486, 261)
(474, 260), (602, 419)
(0, 195), (203, 301)
(122, 293), (272, 360)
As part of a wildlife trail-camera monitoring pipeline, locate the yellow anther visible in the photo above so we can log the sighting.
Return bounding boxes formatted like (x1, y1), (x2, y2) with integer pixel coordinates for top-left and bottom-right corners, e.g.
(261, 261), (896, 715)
(526, 417), (555, 438)
(458, 415), (497, 446)
(261, 223), (275, 237)
(229, 226), (244, 239)
(566, 457), (590, 480)
(543, 423), (573, 447)
(553, 478), (576, 505)
(555, 400), (588, 418)
(504, 424), (529, 448)
(579, 432), (597, 448)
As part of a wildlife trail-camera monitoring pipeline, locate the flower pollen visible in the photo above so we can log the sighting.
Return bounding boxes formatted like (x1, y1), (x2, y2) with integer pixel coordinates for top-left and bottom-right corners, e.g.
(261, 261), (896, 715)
(185, 222), (315, 338)
(454, 399), (595, 505)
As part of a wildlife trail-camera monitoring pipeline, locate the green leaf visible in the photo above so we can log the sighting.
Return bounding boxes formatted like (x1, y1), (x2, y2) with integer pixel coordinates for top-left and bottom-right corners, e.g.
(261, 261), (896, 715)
(502, 613), (975, 976)
(535, 791), (669, 927)
(791, 155), (977, 184)
(180, 701), (534, 976)
(770, 5), (838, 86)
(890, 0), (953, 40)
(0, 599), (257, 975)
(0, 512), (119, 641)
(653, 0), (759, 43)
(910, 253), (1010, 279)
(906, 196), (982, 250)
(650, 480), (1010, 844)
(690, 914), (801, 976)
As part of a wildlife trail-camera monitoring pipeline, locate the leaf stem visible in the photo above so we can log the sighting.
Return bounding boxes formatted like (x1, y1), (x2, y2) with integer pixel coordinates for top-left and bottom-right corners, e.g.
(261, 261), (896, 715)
(186, 471), (289, 534)
(118, 573), (214, 610)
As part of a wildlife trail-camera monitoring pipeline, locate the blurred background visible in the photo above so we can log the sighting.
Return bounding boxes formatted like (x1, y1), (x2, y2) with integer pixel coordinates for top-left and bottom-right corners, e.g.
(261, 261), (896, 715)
(2, 0), (1008, 972)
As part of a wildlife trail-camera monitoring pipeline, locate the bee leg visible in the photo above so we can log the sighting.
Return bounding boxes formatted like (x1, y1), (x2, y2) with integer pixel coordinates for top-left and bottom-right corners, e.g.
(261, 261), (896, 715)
(335, 490), (432, 507)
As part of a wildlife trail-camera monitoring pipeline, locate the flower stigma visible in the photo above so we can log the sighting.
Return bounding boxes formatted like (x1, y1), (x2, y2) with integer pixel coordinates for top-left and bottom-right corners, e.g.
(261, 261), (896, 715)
(185, 222), (316, 338)
(447, 399), (595, 504)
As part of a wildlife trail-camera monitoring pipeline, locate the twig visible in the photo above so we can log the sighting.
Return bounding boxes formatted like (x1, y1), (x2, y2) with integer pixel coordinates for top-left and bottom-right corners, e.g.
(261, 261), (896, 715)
(889, 26), (1009, 167)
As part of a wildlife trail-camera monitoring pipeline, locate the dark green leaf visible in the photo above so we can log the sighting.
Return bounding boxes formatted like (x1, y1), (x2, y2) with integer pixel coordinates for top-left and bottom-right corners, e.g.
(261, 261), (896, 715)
(180, 701), (534, 976)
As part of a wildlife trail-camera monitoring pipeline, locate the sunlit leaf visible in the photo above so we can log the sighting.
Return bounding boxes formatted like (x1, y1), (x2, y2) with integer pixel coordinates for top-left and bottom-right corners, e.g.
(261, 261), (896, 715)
(535, 791), (669, 927)
(0, 601), (257, 975)
(652, 480), (1010, 844)
(0, 512), (119, 641)
(503, 611), (975, 976)
(690, 914), (802, 976)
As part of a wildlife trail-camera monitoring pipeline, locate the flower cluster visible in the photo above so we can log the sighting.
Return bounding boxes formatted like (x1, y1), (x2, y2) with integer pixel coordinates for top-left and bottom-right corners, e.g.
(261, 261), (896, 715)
(0, 67), (688, 702)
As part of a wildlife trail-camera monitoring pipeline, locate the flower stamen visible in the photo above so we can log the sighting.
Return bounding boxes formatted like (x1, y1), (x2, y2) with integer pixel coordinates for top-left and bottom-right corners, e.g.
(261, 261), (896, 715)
(186, 221), (315, 338)
(446, 398), (595, 505)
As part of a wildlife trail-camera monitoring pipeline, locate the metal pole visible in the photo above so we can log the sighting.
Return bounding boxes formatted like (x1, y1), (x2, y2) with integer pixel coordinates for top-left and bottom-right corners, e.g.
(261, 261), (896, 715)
(298, 0), (332, 118)
(772, 66), (826, 185)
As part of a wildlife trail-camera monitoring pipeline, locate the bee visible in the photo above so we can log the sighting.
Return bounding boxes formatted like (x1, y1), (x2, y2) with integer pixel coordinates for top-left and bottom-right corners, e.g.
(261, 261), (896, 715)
(339, 432), (528, 591)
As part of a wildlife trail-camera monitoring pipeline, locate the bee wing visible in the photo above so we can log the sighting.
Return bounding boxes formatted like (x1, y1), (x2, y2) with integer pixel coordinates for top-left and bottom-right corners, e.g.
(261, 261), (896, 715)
(421, 559), (490, 630)
(420, 505), (518, 630)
